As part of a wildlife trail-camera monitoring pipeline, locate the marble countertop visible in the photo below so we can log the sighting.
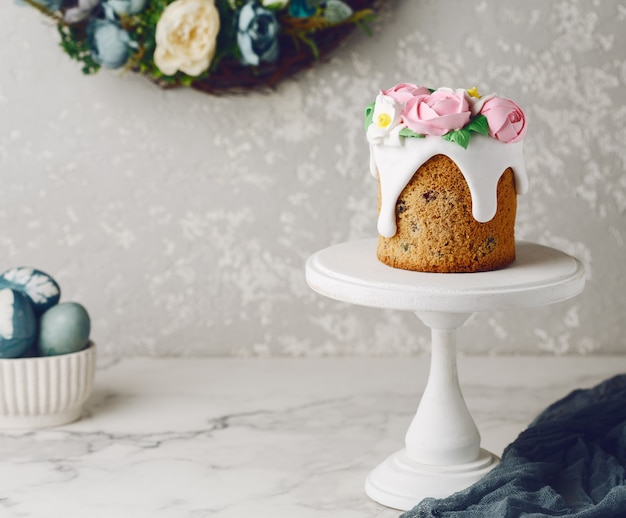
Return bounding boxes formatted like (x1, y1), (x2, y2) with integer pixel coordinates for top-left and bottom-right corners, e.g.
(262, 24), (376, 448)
(1, 355), (625, 518)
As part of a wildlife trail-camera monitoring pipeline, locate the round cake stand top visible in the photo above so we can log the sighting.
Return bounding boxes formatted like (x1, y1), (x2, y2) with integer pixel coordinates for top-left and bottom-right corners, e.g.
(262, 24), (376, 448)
(306, 239), (585, 313)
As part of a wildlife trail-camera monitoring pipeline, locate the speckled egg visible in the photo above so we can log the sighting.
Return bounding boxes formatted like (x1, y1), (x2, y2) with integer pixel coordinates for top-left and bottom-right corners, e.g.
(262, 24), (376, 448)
(38, 302), (91, 356)
(0, 267), (61, 316)
(0, 288), (38, 358)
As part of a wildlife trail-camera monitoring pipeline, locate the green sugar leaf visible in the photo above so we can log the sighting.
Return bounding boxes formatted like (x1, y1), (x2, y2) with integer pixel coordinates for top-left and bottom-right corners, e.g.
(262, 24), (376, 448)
(442, 129), (471, 149)
(466, 114), (489, 136)
(399, 128), (425, 138)
(364, 101), (375, 130)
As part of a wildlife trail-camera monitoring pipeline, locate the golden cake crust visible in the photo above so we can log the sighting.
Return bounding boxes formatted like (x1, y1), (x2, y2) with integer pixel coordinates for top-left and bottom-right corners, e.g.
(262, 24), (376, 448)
(376, 154), (517, 273)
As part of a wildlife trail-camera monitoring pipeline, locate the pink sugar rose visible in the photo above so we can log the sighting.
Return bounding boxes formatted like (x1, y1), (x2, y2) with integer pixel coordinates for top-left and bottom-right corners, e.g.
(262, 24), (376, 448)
(382, 83), (430, 104)
(479, 96), (527, 143)
(402, 88), (471, 136)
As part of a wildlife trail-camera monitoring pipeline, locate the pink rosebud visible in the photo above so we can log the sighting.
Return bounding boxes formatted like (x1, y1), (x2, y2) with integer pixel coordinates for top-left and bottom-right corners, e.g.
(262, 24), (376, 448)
(382, 83), (430, 104)
(479, 96), (527, 143)
(402, 88), (472, 137)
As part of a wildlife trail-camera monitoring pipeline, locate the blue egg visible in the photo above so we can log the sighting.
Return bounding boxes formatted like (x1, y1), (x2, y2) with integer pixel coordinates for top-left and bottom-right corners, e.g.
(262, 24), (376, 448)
(0, 288), (38, 358)
(0, 267), (61, 316)
(38, 302), (91, 356)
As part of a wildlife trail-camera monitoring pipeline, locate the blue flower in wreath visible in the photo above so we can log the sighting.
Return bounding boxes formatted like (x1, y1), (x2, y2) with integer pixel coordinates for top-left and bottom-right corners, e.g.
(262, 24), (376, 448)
(87, 18), (134, 69)
(237, 1), (280, 67)
(64, 0), (101, 24)
(104, 0), (147, 18)
(288, 0), (317, 18)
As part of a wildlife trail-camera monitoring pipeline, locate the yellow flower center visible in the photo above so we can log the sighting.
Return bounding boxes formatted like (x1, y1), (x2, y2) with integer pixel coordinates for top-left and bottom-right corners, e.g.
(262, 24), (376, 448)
(377, 113), (392, 128)
(467, 87), (481, 99)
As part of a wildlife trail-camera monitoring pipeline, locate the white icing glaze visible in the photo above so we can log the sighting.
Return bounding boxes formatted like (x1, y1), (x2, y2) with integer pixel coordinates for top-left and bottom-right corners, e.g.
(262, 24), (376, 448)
(369, 135), (528, 238)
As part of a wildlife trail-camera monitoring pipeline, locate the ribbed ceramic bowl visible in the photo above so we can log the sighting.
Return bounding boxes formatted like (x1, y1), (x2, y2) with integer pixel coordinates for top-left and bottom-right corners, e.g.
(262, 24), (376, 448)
(0, 343), (96, 429)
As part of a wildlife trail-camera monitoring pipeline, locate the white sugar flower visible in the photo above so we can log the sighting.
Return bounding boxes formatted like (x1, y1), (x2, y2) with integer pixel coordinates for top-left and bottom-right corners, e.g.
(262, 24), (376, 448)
(366, 94), (404, 146)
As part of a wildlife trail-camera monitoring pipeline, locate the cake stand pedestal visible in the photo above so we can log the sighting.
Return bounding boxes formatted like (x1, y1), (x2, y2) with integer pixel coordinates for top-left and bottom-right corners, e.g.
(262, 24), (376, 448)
(305, 239), (585, 511)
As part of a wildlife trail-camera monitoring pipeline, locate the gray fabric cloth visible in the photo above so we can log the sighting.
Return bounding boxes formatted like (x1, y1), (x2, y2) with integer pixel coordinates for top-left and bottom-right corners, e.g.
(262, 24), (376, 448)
(401, 374), (626, 518)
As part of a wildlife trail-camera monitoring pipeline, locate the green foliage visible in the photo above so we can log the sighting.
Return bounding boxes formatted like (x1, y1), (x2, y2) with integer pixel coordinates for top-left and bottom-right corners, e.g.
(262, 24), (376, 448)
(398, 128), (424, 138)
(349, 6), (376, 36)
(57, 25), (100, 75)
(212, 0), (240, 67)
(263, 2), (287, 10)
(127, 0), (167, 79)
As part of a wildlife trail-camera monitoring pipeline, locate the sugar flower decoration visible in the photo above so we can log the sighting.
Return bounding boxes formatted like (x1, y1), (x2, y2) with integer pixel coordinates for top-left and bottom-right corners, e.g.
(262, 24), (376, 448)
(479, 96), (527, 143)
(382, 83), (430, 104)
(365, 83), (527, 149)
(366, 94), (405, 147)
(403, 87), (472, 137)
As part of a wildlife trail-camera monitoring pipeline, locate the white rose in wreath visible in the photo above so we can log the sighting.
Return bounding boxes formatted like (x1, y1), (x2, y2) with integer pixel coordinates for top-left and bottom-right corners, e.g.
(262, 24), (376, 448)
(154, 0), (220, 76)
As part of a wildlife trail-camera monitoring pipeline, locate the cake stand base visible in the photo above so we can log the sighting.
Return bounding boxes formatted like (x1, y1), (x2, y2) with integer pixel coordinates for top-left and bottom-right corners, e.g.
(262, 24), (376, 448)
(365, 448), (499, 511)
(305, 239), (585, 511)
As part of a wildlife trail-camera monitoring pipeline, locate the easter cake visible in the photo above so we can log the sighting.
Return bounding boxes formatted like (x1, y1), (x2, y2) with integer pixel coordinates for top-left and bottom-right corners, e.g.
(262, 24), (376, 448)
(365, 84), (528, 273)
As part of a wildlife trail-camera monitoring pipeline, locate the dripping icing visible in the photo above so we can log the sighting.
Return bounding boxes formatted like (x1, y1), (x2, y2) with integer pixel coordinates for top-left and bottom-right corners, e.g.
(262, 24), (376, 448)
(370, 135), (528, 238)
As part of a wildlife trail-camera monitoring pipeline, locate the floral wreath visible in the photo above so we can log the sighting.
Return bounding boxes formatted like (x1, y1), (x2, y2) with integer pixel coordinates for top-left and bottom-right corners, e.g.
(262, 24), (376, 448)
(21, 0), (379, 94)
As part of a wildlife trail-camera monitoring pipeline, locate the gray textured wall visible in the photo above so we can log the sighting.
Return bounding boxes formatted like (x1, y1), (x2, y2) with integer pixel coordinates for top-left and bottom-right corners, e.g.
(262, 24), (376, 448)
(1, 0), (624, 356)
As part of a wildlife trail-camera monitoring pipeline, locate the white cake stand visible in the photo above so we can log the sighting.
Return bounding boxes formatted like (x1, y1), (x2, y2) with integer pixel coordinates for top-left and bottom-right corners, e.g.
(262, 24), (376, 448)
(305, 239), (585, 511)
